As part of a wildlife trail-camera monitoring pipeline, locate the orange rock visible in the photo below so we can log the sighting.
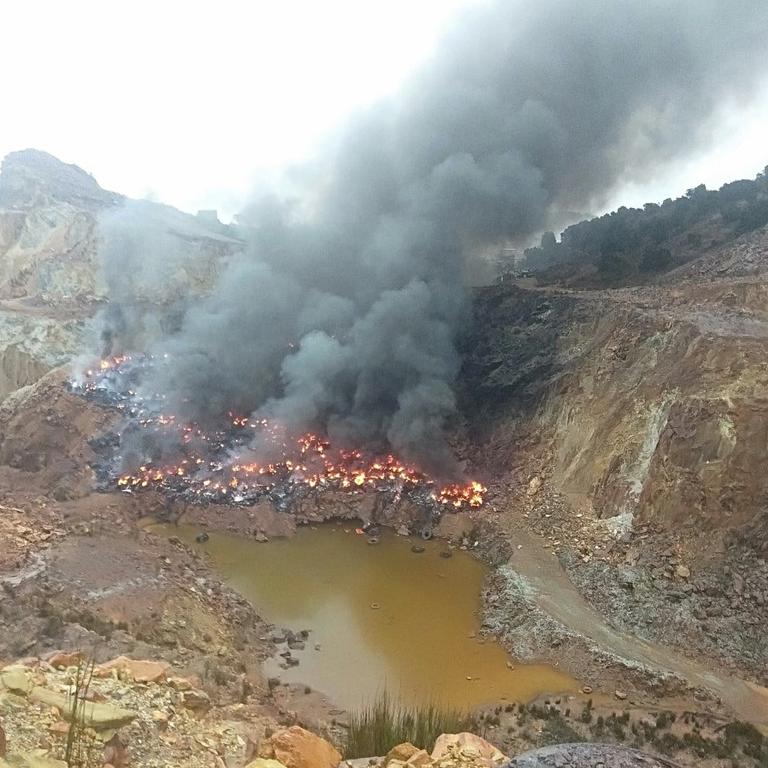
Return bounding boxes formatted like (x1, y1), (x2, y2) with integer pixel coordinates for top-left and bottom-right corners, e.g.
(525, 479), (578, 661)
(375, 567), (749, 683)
(405, 749), (432, 767)
(385, 743), (420, 765)
(260, 726), (341, 768)
(95, 656), (169, 683)
(49, 721), (70, 735)
(45, 650), (85, 669)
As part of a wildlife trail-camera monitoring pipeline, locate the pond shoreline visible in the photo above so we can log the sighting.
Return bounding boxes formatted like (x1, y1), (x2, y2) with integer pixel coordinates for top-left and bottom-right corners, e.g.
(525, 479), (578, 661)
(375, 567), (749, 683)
(157, 520), (578, 711)
(157, 493), (768, 728)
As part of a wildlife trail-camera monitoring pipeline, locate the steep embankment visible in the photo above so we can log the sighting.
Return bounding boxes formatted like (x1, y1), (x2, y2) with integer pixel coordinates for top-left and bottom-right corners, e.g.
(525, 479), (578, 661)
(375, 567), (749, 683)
(464, 251), (768, 539)
(462, 231), (768, 681)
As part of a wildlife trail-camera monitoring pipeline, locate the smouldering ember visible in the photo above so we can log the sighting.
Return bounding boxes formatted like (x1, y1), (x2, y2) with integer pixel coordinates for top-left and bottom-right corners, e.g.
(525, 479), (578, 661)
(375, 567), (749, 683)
(72, 355), (486, 510)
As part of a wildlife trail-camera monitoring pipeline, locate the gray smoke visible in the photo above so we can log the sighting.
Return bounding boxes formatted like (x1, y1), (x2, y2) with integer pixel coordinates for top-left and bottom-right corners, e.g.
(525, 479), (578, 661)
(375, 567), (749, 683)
(105, 0), (768, 474)
(95, 200), (200, 356)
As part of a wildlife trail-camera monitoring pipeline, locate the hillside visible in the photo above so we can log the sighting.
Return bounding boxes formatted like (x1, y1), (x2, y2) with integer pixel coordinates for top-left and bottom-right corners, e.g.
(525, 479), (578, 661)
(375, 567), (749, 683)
(0, 150), (244, 399)
(462, 226), (768, 677)
(522, 168), (768, 286)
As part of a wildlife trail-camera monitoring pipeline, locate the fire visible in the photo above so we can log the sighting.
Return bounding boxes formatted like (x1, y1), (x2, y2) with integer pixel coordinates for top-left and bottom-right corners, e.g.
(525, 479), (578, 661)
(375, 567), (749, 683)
(77, 356), (487, 510)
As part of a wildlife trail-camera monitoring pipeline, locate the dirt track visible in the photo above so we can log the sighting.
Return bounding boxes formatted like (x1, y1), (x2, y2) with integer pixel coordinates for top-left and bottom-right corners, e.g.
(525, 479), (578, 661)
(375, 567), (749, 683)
(504, 525), (768, 724)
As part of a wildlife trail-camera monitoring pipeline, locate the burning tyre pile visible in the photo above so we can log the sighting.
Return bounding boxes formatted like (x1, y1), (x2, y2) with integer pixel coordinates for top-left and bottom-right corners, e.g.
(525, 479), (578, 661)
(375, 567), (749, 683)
(71, 355), (485, 515)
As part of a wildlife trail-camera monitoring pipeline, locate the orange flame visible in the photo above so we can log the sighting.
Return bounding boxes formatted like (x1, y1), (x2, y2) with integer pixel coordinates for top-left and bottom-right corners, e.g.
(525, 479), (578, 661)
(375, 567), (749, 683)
(88, 358), (487, 509)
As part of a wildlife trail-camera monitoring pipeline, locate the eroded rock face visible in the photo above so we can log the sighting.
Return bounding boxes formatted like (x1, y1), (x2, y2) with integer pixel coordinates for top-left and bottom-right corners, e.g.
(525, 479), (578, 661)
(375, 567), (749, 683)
(0, 149), (244, 404)
(0, 369), (117, 495)
(0, 310), (80, 401)
(0, 149), (120, 211)
(463, 265), (768, 540)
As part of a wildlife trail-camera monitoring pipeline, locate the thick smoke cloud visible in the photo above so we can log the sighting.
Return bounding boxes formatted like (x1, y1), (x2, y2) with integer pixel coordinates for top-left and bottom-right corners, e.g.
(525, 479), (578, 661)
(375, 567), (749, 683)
(105, 0), (768, 474)
(95, 200), (203, 355)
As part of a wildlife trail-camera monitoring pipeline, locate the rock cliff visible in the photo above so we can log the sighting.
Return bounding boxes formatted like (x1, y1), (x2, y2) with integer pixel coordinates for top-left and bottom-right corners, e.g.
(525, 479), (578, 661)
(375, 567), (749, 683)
(0, 150), (244, 400)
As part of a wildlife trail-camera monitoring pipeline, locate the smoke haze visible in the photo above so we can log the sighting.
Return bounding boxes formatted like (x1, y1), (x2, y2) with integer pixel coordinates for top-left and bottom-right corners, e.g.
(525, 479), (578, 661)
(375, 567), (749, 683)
(99, 0), (768, 474)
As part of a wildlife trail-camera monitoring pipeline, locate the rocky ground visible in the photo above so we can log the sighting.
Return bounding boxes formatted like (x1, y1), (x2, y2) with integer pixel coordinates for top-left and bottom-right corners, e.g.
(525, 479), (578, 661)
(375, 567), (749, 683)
(4, 652), (767, 767)
(2, 151), (768, 766)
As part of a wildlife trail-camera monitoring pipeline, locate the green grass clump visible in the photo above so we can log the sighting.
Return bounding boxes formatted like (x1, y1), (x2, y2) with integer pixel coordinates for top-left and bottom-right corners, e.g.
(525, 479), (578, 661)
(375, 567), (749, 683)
(344, 690), (473, 759)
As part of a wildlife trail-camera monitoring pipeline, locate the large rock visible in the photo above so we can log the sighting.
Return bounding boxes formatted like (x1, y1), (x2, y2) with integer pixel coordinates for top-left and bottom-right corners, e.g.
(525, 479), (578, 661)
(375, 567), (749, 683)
(29, 687), (136, 730)
(506, 743), (688, 766)
(385, 744), (420, 765)
(260, 726), (341, 768)
(95, 656), (168, 683)
(0, 750), (68, 768)
(180, 688), (211, 714)
(45, 651), (84, 670)
(0, 667), (33, 696)
(431, 733), (505, 765)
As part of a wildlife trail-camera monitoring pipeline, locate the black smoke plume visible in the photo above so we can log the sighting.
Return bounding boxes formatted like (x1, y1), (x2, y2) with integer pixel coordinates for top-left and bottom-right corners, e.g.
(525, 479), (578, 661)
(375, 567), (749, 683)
(100, 0), (768, 474)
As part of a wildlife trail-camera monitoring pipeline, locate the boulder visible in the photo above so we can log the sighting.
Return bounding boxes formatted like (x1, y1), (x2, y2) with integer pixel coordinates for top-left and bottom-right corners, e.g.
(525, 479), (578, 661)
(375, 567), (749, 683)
(28, 687), (136, 730)
(526, 477), (542, 496)
(431, 733), (505, 764)
(181, 689), (211, 713)
(95, 656), (168, 683)
(44, 651), (84, 670)
(675, 564), (691, 580)
(385, 744), (420, 765)
(260, 726), (341, 768)
(167, 676), (193, 691)
(0, 666), (33, 696)
(404, 750), (431, 767)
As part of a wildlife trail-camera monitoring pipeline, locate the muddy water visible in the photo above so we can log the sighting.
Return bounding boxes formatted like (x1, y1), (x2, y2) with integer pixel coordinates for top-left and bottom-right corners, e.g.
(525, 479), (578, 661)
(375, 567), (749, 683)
(168, 524), (577, 709)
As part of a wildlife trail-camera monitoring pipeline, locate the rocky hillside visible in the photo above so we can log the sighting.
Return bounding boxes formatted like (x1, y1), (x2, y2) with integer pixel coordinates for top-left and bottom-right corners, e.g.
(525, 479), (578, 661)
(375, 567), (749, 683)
(460, 228), (768, 678)
(464, 265), (768, 540)
(522, 168), (768, 285)
(0, 150), (244, 400)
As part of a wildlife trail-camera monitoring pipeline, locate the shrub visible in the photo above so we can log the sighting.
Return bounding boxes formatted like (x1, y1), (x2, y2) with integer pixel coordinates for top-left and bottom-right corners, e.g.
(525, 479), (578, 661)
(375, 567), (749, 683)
(344, 690), (472, 759)
(538, 713), (584, 747)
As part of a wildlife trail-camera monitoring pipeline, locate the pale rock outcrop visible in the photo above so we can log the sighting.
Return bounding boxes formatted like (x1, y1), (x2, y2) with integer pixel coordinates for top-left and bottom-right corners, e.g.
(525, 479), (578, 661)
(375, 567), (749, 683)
(29, 687), (137, 730)
(431, 733), (506, 766)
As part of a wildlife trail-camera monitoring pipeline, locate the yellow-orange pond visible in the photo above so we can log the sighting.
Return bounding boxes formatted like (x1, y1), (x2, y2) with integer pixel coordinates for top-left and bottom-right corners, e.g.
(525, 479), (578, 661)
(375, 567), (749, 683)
(160, 523), (577, 709)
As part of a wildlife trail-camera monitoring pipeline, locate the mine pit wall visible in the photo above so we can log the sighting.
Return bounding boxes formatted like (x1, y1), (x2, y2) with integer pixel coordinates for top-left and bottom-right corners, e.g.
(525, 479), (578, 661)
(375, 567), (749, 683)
(0, 311), (82, 403)
(462, 284), (768, 542)
(0, 342), (52, 401)
(0, 206), (102, 303)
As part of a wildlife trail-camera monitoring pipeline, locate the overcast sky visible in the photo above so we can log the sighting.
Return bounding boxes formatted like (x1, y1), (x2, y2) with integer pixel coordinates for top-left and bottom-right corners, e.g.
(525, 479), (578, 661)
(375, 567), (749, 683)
(2, 0), (767, 224)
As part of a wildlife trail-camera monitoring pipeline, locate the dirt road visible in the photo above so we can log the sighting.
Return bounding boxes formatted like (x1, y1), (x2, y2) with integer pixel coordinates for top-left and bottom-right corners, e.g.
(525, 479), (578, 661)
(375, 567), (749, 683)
(507, 526), (768, 724)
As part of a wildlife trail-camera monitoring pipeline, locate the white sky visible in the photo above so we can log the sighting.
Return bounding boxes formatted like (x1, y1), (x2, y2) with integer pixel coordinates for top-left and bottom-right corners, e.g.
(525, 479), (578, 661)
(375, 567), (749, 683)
(1, 0), (767, 223)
